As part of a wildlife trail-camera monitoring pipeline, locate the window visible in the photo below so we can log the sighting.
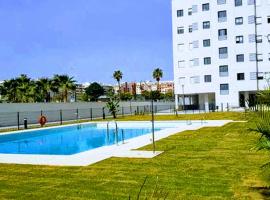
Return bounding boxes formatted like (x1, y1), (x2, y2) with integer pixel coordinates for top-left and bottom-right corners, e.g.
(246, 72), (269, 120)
(219, 65), (229, 77)
(256, 17), (262, 25)
(203, 39), (211, 47)
(236, 36), (244, 44)
(248, 15), (255, 24)
(236, 54), (244, 62)
(237, 73), (245, 80)
(249, 34), (256, 43)
(178, 60), (185, 68)
(202, 3), (210, 11)
(188, 8), (192, 15)
(268, 16), (270, 23)
(256, 35), (263, 43)
(249, 53), (256, 61)
(204, 75), (212, 83)
(268, 53), (270, 61)
(250, 72), (257, 80)
(177, 43), (185, 52)
(218, 29), (227, 40)
(217, 0), (226, 5)
(203, 21), (210, 29)
(177, 10), (184, 17)
(177, 27), (184, 34)
(257, 54), (263, 62)
(235, 17), (243, 25)
(204, 57), (211, 65)
(189, 25), (193, 33)
(190, 76), (200, 84)
(193, 40), (199, 48)
(192, 5), (198, 13)
(220, 84), (229, 95)
(218, 11), (227, 22)
(219, 47), (228, 59)
(192, 23), (198, 31)
(248, 0), (255, 5)
(190, 58), (199, 67)
(235, 0), (242, 6)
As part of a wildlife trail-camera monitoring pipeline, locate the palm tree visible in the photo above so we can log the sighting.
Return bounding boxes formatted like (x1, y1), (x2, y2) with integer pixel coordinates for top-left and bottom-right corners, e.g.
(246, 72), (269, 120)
(113, 70), (123, 94)
(152, 68), (163, 91)
(16, 74), (32, 102)
(3, 78), (19, 102)
(52, 75), (76, 102)
(36, 78), (52, 102)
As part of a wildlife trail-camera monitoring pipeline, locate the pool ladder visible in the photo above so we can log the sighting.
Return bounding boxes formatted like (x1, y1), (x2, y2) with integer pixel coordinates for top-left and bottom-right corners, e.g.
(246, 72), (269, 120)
(106, 121), (125, 145)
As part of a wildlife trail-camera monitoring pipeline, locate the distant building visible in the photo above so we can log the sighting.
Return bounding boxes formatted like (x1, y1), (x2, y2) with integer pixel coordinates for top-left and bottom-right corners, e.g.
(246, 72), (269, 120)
(114, 81), (174, 95)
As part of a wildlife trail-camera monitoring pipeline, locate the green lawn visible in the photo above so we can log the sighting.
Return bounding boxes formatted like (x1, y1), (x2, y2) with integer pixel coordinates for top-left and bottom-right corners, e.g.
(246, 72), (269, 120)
(0, 112), (270, 199)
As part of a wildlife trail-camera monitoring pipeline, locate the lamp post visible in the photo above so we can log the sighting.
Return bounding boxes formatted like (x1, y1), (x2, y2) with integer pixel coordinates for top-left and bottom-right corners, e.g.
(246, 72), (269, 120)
(144, 81), (156, 154)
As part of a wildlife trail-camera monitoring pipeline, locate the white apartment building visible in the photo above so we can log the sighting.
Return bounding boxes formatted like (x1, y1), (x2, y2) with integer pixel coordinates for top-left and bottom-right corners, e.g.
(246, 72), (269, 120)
(172, 0), (270, 110)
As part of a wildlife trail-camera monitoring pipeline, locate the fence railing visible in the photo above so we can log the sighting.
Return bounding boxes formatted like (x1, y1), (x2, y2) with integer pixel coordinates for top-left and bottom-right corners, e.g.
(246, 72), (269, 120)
(0, 104), (175, 130)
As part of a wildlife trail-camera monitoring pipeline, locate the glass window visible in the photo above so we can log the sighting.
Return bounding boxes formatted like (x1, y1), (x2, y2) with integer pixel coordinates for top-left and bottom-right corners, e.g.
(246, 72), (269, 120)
(192, 5), (198, 13)
(236, 36), (244, 44)
(188, 8), (192, 15)
(268, 16), (270, 23)
(219, 47), (228, 59)
(219, 65), (229, 77)
(177, 10), (184, 17)
(189, 25), (193, 33)
(217, 0), (226, 5)
(203, 21), (210, 29)
(178, 60), (185, 68)
(202, 3), (210, 11)
(235, 0), (242, 6)
(235, 17), (243, 25)
(248, 0), (255, 5)
(203, 39), (211, 47)
(237, 73), (245, 80)
(220, 84), (229, 95)
(236, 54), (244, 62)
(190, 76), (200, 84)
(177, 27), (184, 34)
(218, 29), (227, 40)
(248, 15), (255, 24)
(218, 11), (227, 22)
(204, 57), (211, 65)
(204, 75), (212, 83)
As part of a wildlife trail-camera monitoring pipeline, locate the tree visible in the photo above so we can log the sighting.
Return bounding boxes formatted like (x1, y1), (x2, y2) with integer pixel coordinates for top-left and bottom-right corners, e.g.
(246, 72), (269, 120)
(36, 78), (52, 102)
(52, 75), (76, 102)
(85, 82), (104, 101)
(152, 68), (163, 91)
(113, 70), (123, 94)
(120, 92), (133, 101)
(106, 89), (120, 119)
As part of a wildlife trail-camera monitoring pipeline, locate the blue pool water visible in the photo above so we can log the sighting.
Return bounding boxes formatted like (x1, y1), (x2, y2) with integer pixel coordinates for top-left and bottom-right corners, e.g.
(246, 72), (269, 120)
(0, 124), (162, 155)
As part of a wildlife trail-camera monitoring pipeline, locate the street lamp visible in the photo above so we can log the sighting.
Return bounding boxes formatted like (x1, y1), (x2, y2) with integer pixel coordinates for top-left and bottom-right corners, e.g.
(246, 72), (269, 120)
(143, 81), (156, 154)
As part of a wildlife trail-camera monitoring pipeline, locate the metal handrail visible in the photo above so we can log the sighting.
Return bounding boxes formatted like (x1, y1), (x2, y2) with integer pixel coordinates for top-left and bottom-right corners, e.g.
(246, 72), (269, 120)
(107, 121), (119, 145)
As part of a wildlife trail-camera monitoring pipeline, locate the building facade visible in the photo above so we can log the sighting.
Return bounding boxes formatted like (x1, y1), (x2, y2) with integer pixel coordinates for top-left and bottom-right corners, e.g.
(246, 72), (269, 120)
(172, 0), (270, 110)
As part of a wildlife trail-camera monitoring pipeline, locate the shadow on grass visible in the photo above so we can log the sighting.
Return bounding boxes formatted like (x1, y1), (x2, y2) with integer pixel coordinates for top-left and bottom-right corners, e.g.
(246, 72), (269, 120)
(250, 186), (270, 198)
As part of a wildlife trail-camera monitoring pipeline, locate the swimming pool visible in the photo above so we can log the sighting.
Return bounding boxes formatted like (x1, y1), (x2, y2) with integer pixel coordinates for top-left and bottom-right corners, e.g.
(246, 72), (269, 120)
(0, 120), (231, 166)
(0, 123), (162, 155)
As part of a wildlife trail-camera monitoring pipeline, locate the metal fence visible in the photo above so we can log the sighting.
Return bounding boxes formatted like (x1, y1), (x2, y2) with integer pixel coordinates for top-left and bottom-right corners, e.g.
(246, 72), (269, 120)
(0, 103), (175, 129)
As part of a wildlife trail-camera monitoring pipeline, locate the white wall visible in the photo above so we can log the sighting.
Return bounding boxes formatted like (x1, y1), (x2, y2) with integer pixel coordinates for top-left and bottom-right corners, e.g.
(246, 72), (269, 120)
(172, 0), (270, 107)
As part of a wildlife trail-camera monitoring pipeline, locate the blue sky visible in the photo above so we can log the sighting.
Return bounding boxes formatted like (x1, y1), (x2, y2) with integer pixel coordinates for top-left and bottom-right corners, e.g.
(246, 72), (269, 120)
(0, 0), (173, 84)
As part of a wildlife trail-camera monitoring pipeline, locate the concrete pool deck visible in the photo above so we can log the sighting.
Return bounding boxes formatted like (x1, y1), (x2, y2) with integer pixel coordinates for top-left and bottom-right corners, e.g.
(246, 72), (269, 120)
(0, 120), (232, 166)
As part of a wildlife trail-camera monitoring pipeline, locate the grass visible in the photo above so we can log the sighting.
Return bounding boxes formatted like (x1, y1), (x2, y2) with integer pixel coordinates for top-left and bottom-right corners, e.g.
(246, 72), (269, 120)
(0, 112), (270, 199)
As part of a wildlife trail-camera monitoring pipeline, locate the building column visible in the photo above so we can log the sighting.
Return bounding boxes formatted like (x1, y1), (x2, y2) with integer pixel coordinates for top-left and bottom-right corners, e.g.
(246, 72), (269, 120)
(175, 94), (179, 110)
(204, 94), (209, 112)
(244, 92), (249, 108)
